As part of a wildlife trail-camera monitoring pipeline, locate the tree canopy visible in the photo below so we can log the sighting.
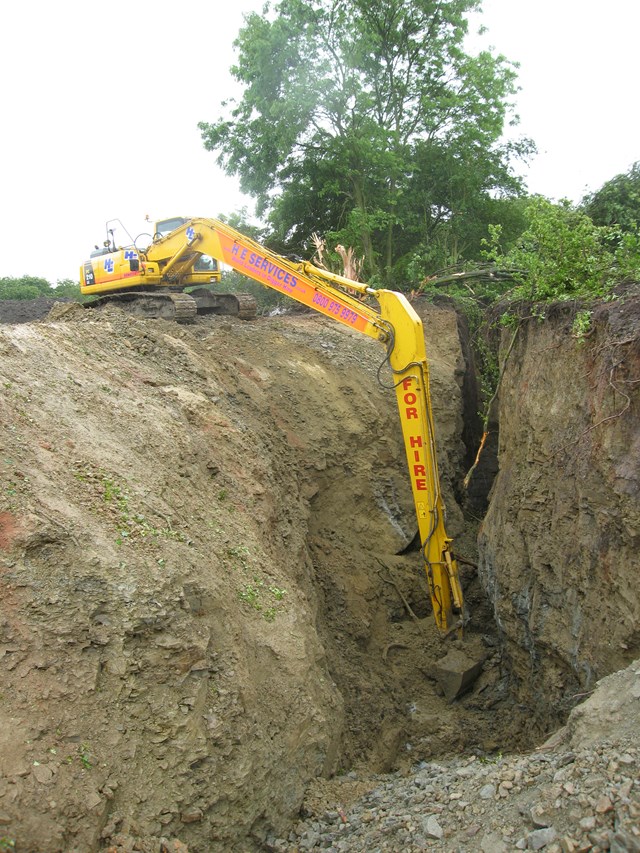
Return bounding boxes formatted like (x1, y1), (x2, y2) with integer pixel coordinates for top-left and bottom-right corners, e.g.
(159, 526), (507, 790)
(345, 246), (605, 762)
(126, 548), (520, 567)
(582, 161), (640, 234)
(0, 276), (81, 300)
(199, 0), (533, 286)
(473, 196), (640, 303)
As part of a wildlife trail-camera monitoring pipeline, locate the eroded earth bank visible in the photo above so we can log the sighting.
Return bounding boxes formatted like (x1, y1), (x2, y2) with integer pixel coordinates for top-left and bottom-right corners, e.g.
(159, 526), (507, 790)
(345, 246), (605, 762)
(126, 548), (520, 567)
(0, 291), (638, 852)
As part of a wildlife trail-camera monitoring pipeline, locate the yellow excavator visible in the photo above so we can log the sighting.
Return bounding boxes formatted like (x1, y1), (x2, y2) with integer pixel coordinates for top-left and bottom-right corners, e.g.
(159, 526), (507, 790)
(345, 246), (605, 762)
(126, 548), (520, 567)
(80, 216), (465, 634)
(81, 216), (258, 321)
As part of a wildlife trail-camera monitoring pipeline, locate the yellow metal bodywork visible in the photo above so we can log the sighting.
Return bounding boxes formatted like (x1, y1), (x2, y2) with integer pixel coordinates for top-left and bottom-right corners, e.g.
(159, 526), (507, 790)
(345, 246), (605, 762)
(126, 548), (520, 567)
(80, 217), (464, 632)
(375, 291), (464, 633)
(80, 219), (222, 296)
(80, 249), (221, 293)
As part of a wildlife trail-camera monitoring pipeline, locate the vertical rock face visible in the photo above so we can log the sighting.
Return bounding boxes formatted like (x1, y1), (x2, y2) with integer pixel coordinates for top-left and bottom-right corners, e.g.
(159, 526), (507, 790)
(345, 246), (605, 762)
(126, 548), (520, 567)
(478, 295), (640, 714)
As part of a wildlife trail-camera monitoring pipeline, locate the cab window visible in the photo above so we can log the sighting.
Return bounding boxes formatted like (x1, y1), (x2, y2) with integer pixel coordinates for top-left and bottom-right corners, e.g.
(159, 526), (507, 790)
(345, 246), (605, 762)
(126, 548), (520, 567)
(155, 217), (186, 237)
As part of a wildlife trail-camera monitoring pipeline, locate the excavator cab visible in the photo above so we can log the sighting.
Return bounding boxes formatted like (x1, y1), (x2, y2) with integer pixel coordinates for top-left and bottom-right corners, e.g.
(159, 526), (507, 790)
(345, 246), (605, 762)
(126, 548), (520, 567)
(89, 243), (112, 259)
(154, 217), (218, 274)
(154, 216), (186, 238)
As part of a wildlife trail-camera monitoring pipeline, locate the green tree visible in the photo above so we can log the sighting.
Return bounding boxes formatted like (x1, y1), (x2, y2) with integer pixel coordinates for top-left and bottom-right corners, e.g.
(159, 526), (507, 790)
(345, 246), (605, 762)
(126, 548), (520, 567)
(199, 0), (532, 286)
(582, 161), (640, 234)
(0, 276), (52, 300)
(52, 278), (83, 299)
(0, 276), (84, 301)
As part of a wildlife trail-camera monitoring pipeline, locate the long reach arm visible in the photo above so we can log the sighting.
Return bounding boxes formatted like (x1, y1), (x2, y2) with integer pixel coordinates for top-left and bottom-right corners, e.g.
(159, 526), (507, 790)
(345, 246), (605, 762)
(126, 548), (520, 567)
(149, 218), (464, 632)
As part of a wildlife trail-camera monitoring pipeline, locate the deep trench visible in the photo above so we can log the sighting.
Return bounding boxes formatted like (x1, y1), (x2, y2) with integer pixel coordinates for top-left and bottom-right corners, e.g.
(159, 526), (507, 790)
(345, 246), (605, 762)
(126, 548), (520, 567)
(296, 292), (640, 774)
(295, 314), (542, 776)
(1, 291), (637, 852)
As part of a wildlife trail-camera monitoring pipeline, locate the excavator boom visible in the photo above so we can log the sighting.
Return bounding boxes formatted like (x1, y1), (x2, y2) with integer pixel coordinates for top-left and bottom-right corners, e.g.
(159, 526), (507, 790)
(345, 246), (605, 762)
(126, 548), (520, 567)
(80, 216), (464, 633)
(376, 291), (464, 632)
(149, 218), (389, 342)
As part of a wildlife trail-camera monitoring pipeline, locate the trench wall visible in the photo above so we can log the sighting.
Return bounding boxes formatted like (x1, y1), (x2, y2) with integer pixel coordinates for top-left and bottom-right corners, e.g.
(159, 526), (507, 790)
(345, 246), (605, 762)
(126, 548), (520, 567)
(478, 294), (640, 717)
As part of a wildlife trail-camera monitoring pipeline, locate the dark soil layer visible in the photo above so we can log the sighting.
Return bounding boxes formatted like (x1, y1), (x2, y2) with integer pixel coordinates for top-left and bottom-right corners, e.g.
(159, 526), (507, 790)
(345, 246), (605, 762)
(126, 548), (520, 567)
(0, 297), (73, 324)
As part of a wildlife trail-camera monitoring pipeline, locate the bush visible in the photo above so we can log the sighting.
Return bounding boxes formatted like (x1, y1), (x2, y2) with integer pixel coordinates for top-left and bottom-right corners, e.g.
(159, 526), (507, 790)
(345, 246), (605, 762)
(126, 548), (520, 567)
(0, 276), (52, 300)
(490, 197), (640, 300)
(0, 276), (83, 302)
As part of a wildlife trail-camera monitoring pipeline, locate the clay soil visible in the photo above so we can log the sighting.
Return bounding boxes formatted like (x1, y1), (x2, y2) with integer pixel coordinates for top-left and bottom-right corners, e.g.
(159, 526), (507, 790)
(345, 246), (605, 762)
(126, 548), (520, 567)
(0, 294), (637, 852)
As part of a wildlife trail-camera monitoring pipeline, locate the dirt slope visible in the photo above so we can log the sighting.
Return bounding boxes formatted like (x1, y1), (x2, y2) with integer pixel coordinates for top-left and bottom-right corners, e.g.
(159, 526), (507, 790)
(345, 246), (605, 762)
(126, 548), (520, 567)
(283, 658), (640, 852)
(0, 301), (513, 852)
(1, 292), (638, 853)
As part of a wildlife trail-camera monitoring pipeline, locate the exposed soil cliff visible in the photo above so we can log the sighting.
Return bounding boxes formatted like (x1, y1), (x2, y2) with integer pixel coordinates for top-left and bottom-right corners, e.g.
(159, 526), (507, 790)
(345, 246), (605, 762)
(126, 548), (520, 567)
(0, 289), (638, 853)
(478, 291), (640, 723)
(0, 301), (506, 852)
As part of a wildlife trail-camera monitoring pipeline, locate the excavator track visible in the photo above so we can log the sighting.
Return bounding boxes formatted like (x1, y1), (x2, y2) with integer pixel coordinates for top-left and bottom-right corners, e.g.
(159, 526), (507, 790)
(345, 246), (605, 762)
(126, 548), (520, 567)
(85, 290), (257, 323)
(234, 293), (259, 319)
(188, 288), (258, 320)
(86, 291), (198, 323)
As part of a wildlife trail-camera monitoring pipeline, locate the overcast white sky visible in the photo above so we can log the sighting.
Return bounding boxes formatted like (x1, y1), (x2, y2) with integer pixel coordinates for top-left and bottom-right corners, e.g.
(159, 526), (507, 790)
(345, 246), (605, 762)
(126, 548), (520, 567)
(1, 0), (638, 284)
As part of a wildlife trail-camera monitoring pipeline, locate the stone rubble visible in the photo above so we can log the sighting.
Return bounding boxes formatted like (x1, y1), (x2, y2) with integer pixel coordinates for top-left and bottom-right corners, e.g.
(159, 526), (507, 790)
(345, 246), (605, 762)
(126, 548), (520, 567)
(271, 662), (640, 853)
(271, 741), (639, 852)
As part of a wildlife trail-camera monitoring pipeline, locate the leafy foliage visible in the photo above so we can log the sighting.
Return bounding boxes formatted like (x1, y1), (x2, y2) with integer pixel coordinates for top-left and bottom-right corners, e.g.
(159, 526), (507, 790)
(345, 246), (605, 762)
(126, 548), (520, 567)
(199, 0), (532, 286)
(52, 278), (83, 299)
(491, 197), (640, 300)
(582, 161), (640, 234)
(0, 276), (53, 300)
(0, 276), (82, 301)
(406, 194), (529, 285)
